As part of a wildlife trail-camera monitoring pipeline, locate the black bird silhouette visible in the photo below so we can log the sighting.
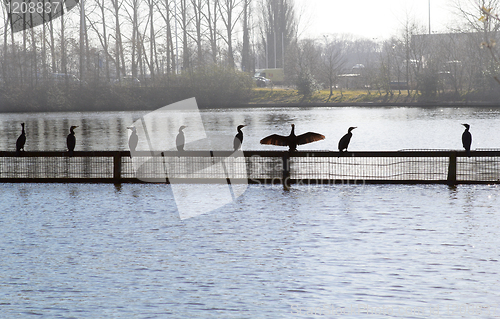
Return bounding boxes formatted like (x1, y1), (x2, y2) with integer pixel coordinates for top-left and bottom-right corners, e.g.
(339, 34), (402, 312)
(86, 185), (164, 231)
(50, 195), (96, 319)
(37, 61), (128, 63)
(233, 125), (246, 151)
(127, 126), (138, 156)
(338, 127), (357, 153)
(16, 122), (26, 154)
(260, 124), (325, 152)
(176, 125), (187, 151)
(67, 125), (78, 155)
(462, 123), (472, 157)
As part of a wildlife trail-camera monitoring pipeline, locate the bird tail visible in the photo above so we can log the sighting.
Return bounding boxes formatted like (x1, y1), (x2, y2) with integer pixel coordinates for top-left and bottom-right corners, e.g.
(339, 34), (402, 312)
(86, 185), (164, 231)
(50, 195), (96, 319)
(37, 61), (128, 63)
(466, 149), (471, 158)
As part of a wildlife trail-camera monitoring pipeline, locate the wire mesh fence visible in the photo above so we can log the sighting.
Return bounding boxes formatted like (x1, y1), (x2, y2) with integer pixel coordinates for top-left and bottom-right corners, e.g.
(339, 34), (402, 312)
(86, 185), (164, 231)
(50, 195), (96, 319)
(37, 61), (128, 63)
(290, 156), (450, 181)
(457, 156), (500, 182)
(120, 152), (282, 181)
(0, 153), (114, 179)
(1, 150), (500, 184)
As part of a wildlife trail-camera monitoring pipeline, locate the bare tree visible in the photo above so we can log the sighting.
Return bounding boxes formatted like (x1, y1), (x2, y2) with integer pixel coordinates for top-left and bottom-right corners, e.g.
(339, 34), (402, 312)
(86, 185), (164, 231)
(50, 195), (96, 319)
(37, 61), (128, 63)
(87, 0), (112, 82)
(259, 0), (297, 69)
(241, 0), (252, 72)
(123, 0), (141, 79)
(205, 0), (220, 64)
(191, 0), (205, 67)
(156, 0), (176, 74)
(2, 8), (8, 81)
(454, 0), (500, 85)
(110, 0), (126, 79)
(179, 0), (191, 70)
(320, 36), (346, 100)
(218, 0), (244, 68)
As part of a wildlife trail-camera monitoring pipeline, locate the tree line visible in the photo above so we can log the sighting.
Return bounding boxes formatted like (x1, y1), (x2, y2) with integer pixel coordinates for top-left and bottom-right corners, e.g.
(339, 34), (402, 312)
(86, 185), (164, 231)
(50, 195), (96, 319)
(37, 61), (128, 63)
(0, 0), (296, 110)
(288, 0), (500, 101)
(0, 0), (295, 82)
(0, 0), (499, 111)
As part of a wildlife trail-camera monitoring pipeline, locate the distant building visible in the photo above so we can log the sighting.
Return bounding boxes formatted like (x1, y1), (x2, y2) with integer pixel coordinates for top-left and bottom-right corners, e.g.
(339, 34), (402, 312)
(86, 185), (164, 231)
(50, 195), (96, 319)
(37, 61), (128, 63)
(411, 31), (500, 92)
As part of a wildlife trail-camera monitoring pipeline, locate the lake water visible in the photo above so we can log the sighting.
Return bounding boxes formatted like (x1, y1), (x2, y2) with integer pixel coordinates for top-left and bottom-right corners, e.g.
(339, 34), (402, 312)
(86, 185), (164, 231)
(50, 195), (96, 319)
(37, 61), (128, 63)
(1, 106), (500, 318)
(2, 105), (500, 151)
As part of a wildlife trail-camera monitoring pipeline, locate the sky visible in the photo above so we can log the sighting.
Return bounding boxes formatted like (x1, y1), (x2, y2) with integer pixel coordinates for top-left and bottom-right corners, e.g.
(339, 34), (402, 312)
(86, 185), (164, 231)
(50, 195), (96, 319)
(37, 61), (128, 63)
(296, 0), (460, 40)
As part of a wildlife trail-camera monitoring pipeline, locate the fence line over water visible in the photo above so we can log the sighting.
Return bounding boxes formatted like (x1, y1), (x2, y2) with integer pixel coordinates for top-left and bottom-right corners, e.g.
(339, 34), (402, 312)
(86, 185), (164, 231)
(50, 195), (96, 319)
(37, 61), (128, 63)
(1, 150), (500, 185)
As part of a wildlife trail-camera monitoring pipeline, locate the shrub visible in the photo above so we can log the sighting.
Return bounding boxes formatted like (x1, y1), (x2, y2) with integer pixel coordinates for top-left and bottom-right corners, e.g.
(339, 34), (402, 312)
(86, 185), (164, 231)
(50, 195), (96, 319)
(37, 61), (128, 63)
(296, 71), (319, 98)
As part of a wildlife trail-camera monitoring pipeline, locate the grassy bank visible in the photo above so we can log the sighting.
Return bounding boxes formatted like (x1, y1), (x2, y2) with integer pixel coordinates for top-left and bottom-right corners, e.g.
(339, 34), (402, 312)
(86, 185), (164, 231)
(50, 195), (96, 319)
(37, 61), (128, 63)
(250, 87), (423, 104)
(1, 85), (497, 113)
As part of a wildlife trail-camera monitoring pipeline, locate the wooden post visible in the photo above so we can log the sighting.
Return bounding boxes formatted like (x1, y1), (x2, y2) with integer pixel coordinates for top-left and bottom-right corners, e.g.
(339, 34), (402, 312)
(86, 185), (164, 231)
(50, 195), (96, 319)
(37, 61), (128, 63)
(447, 151), (457, 185)
(282, 152), (290, 190)
(113, 152), (122, 182)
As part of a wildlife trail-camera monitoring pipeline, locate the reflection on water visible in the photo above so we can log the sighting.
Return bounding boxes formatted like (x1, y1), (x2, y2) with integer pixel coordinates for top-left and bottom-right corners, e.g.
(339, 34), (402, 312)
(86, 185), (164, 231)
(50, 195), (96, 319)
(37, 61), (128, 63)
(0, 112), (137, 152)
(2, 106), (500, 152)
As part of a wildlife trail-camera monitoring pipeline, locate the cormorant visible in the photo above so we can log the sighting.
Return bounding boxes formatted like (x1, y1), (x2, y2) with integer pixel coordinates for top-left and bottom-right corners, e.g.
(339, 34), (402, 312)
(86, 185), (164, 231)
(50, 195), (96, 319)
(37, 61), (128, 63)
(260, 124), (325, 152)
(462, 123), (472, 157)
(16, 123), (26, 154)
(127, 126), (138, 156)
(338, 127), (357, 153)
(67, 125), (78, 155)
(233, 125), (246, 151)
(176, 125), (187, 151)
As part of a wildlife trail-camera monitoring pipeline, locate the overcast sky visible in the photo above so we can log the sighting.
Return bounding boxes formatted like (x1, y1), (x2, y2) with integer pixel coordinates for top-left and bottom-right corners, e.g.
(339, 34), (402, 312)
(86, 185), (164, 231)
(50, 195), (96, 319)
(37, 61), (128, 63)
(296, 0), (460, 40)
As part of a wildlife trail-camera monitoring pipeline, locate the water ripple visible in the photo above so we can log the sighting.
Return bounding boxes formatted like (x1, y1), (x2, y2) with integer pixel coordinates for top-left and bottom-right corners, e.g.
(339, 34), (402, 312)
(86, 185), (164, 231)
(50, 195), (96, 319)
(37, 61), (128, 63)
(1, 183), (500, 318)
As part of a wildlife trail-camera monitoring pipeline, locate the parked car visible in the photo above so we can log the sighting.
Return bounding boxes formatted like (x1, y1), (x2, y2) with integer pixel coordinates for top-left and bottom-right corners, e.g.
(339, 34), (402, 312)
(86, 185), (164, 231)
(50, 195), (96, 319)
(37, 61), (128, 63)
(253, 76), (271, 87)
(254, 68), (284, 84)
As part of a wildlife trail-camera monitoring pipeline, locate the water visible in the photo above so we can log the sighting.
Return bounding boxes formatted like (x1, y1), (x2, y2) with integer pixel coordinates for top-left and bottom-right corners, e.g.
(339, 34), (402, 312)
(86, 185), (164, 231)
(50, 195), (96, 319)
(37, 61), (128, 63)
(1, 183), (500, 318)
(2, 106), (500, 151)
(1, 107), (500, 318)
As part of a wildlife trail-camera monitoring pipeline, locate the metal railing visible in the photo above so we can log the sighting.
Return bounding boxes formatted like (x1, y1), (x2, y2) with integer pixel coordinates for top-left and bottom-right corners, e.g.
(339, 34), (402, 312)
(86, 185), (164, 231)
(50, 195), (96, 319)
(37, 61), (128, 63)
(1, 150), (500, 185)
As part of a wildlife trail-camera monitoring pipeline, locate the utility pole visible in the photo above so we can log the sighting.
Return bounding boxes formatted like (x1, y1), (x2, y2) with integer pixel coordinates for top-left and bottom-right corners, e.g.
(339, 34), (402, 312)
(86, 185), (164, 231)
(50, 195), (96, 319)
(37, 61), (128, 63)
(428, 0), (431, 34)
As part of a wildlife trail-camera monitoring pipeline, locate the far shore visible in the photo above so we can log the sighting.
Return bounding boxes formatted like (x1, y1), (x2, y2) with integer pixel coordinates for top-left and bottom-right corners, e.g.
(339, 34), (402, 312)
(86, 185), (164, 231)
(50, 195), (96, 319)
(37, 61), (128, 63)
(2, 101), (500, 114)
(235, 101), (500, 108)
(1, 87), (500, 113)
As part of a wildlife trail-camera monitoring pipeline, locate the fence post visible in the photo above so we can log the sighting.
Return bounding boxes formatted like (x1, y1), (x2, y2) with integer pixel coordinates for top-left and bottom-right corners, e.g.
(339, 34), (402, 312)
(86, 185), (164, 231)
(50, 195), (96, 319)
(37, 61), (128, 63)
(447, 151), (457, 185)
(282, 152), (290, 189)
(113, 152), (122, 182)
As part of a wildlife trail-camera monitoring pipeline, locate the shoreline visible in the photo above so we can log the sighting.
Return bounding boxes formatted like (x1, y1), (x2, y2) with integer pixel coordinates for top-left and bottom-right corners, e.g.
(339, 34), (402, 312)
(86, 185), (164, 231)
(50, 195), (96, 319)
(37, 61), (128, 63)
(2, 101), (500, 113)
(233, 101), (500, 108)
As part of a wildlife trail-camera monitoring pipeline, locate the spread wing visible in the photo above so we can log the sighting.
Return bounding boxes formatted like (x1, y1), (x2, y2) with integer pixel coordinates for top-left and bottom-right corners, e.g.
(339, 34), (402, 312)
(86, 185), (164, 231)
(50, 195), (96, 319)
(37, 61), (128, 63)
(260, 134), (289, 146)
(296, 132), (325, 145)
